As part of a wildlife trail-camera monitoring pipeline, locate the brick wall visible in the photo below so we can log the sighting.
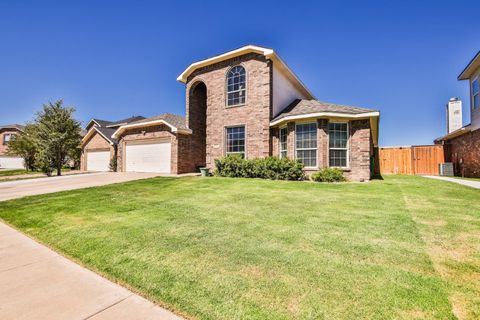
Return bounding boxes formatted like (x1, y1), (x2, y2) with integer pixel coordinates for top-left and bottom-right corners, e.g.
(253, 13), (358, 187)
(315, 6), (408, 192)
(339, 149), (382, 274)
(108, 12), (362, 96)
(0, 129), (22, 156)
(317, 119), (329, 168)
(186, 53), (272, 169)
(117, 125), (175, 173)
(187, 82), (207, 169)
(445, 128), (480, 177)
(271, 119), (372, 181)
(80, 129), (115, 171)
(346, 119), (371, 181)
(115, 124), (196, 174)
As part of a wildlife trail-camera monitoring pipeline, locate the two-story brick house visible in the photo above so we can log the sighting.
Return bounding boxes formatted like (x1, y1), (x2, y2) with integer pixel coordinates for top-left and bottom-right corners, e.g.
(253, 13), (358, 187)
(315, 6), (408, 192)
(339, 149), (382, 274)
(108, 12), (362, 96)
(435, 51), (480, 177)
(0, 124), (25, 169)
(82, 45), (380, 181)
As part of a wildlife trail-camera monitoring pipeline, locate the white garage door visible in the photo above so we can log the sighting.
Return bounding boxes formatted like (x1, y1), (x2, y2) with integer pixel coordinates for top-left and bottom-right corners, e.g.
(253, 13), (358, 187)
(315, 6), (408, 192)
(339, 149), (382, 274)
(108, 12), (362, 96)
(0, 156), (24, 169)
(125, 141), (171, 173)
(86, 151), (110, 172)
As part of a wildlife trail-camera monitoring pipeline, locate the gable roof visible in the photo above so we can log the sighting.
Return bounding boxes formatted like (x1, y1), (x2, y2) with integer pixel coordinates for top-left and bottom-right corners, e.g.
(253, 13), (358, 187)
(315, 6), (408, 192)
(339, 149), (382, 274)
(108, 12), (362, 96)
(270, 99), (379, 125)
(177, 45), (315, 99)
(96, 127), (118, 144)
(85, 116), (145, 130)
(105, 116), (146, 128)
(81, 126), (117, 146)
(458, 51), (480, 80)
(111, 113), (192, 139)
(86, 118), (112, 130)
(0, 124), (25, 132)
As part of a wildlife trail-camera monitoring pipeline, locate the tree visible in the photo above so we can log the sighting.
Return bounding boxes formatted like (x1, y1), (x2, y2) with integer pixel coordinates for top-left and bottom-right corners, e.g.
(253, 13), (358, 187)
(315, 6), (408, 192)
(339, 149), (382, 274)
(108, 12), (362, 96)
(6, 124), (37, 171)
(33, 100), (82, 176)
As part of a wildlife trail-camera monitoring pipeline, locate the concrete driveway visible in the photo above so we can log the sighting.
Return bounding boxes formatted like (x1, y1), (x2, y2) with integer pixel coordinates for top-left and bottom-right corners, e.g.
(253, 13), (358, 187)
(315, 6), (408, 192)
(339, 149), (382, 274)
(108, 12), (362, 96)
(0, 172), (162, 201)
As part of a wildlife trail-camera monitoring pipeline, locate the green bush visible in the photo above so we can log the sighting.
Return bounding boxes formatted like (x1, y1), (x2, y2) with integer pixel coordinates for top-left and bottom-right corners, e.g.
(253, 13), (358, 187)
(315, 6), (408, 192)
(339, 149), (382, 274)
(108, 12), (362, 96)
(109, 157), (117, 172)
(310, 168), (347, 183)
(214, 155), (305, 180)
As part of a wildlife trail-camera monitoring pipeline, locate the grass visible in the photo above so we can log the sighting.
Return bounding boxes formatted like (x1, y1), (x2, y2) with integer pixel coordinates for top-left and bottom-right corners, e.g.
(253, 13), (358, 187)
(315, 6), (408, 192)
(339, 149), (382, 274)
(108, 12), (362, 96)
(0, 167), (73, 182)
(0, 169), (37, 176)
(0, 175), (479, 319)
(451, 176), (480, 182)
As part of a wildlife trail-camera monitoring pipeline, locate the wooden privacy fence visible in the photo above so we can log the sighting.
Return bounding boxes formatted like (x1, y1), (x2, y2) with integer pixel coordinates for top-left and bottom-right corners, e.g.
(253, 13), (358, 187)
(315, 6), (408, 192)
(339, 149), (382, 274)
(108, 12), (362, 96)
(379, 145), (445, 175)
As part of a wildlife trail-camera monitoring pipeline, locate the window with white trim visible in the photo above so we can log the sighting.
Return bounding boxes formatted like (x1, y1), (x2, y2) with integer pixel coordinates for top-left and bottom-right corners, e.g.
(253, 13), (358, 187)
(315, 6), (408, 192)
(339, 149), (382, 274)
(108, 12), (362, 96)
(279, 127), (287, 158)
(226, 126), (245, 157)
(295, 123), (317, 167)
(3, 133), (13, 145)
(226, 66), (246, 107)
(473, 78), (479, 109)
(329, 123), (349, 167)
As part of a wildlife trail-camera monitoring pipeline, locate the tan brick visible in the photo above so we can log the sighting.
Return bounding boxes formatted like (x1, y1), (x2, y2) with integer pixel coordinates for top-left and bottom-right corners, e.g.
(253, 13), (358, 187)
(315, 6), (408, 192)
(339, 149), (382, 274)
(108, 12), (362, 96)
(80, 129), (116, 171)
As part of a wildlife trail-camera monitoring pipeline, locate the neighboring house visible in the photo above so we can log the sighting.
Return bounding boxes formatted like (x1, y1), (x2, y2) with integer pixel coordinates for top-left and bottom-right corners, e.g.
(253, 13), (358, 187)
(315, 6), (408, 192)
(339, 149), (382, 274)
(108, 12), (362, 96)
(435, 51), (480, 177)
(0, 124), (25, 169)
(83, 45), (381, 180)
(80, 116), (145, 171)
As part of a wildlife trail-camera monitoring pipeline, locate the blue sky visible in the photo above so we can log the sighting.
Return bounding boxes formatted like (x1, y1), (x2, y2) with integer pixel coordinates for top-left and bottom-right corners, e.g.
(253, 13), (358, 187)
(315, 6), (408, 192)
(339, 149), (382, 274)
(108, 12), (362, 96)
(0, 0), (479, 146)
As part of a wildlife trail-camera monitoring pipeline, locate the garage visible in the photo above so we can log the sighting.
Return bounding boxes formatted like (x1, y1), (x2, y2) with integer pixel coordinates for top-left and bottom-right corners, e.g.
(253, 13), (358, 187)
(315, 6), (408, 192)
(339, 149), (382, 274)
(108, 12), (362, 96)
(125, 140), (171, 173)
(0, 156), (24, 169)
(86, 151), (110, 172)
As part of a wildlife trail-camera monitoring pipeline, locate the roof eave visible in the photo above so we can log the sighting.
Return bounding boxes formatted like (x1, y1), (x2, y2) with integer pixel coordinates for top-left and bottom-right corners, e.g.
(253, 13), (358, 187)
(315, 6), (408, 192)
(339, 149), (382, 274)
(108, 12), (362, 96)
(81, 127), (115, 147)
(458, 51), (480, 80)
(0, 126), (24, 132)
(176, 45), (315, 99)
(267, 53), (315, 99)
(177, 45), (272, 83)
(434, 125), (471, 142)
(111, 119), (192, 139)
(85, 119), (101, 130)
(269, 111), (380, 127)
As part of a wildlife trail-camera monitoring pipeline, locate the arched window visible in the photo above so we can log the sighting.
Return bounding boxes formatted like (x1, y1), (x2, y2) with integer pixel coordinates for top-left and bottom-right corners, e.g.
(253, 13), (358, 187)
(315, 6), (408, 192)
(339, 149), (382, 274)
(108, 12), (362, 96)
(226, 66), (246, 106)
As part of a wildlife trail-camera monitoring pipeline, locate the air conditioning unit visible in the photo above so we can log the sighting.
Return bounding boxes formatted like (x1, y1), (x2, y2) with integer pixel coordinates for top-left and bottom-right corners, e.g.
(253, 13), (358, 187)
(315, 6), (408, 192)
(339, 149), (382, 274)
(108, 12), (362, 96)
(439, 163), (454, 176)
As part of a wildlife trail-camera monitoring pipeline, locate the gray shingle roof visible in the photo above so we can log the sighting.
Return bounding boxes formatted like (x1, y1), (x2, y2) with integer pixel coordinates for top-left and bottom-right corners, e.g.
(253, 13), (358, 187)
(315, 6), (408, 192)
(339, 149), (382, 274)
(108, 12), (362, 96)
(0, 124), (25, 131)
(91, 119), (113, 128)
(106, 116), (146, 127)
(96, 127), (118, 144)
(129, 113), (189, 131)
(272, 99), (377, 123)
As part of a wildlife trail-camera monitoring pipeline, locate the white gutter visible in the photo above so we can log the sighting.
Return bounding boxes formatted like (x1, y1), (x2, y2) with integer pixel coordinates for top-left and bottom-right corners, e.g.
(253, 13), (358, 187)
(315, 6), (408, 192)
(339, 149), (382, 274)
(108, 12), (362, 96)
(435, 125), (471, 142)
(176, 45), (315, 99)
(85, 119), (101, 130)
(111, 119), (192, 139)
(270, 111), (380, 126)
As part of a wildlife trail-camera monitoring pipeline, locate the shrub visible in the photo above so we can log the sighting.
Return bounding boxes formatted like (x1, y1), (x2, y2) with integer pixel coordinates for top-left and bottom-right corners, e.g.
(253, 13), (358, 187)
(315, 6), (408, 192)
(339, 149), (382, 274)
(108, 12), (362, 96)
(109, 157), (117, 172)
(214, 155), (305, 181)
(310, 168), (346, 183)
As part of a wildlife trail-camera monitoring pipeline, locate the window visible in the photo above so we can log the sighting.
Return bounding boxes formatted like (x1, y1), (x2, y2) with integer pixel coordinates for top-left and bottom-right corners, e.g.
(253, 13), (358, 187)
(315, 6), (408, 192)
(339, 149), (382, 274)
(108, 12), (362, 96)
(226, 66), (246, 106)
(473, 78), (479, 109)
(226, 126), (245, 157)
(329, 123), (349, 167)
(279, 127), (288, 158)
(3, 133), (13, 145)
(295, 123), (317, 167)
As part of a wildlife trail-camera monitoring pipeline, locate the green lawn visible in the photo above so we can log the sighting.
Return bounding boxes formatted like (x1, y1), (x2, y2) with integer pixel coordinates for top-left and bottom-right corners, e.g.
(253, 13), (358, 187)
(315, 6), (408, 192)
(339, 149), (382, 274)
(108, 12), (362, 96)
(0, 169), (33, 176)
(0, 168), (73, 182)
(0, 176), (479, 319)
(451, 176), (480, 182)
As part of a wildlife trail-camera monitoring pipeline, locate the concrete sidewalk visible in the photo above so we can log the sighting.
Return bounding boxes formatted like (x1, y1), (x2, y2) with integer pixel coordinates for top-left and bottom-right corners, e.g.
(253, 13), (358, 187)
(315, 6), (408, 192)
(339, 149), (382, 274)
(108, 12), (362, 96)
(0, 223), (183, 320)
(424, 175), (480, 189)
(0, 172), (163, 201)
